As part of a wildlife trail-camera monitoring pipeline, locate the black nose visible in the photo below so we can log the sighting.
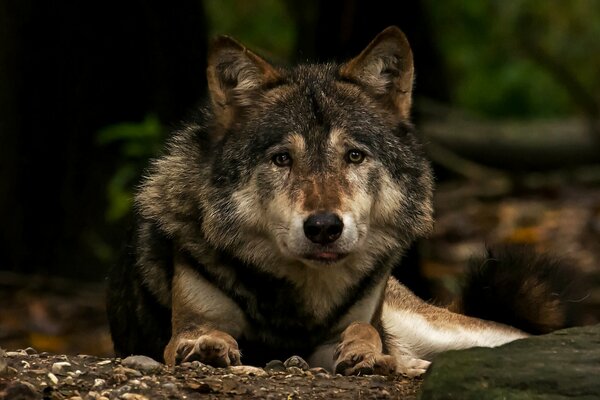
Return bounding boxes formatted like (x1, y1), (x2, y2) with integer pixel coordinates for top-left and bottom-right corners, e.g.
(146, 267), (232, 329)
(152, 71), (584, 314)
(303, 212), (344, 244)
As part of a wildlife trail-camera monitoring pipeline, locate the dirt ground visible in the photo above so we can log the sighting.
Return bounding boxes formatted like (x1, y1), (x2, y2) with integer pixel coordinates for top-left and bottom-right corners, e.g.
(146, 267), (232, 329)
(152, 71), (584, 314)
(1, 179), (599, 399)
(0, 350), (421, 399)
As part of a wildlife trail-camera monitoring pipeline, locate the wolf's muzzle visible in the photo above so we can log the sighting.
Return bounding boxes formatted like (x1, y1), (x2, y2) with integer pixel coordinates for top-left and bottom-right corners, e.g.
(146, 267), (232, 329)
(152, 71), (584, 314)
(303, 212), (344, 244)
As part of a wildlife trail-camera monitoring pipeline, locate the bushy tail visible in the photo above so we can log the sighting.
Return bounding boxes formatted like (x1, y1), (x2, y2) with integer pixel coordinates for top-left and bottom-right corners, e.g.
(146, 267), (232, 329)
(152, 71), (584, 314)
(454, 245), (589, 334)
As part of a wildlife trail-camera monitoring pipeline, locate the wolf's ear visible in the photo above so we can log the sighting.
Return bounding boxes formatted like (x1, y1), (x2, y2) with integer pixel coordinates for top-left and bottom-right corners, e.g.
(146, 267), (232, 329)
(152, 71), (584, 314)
(340, 26), (414, 119)
(207, 36), (281, 119)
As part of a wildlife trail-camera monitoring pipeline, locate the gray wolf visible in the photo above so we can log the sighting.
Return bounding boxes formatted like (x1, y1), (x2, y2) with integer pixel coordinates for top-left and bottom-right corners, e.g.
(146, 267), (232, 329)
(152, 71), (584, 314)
(107, 27), (579, 376)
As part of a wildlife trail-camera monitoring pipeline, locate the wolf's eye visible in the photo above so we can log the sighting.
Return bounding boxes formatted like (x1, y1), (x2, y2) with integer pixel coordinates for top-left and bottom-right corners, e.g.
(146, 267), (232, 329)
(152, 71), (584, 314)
(272, 152), (292, 167)
(346, 149), (366, 164)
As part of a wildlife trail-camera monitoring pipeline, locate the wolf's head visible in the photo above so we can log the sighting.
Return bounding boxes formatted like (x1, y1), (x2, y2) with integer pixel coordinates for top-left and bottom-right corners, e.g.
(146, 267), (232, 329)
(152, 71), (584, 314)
(140, 27), (434, 271)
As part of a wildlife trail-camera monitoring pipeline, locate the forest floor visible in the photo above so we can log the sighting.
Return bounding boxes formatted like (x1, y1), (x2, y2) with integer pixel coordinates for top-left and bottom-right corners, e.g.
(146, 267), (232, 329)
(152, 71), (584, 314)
(1, 178), (599, 399)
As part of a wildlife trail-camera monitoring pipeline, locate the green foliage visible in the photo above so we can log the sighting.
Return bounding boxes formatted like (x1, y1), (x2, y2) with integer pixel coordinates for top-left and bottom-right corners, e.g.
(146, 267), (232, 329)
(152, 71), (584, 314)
(204, 0), (295, 61)
(425, 0), (600, 118)
(96, 115), (165, 222)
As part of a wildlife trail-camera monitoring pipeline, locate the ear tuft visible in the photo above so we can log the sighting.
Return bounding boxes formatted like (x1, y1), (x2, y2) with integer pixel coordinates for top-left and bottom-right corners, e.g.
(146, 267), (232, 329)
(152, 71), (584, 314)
(207, 35), (280, 119)
(340, 26), (414, 119)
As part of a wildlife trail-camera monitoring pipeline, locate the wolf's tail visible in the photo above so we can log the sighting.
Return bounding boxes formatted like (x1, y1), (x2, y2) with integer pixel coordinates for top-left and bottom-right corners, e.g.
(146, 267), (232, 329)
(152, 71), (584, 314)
(452, 246), (588, 334)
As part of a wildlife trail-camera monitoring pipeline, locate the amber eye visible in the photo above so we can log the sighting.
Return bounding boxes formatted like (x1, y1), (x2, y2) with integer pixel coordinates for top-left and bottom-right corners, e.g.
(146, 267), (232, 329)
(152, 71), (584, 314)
(272, 152), (292, 167)
(346, 149), (366, 164)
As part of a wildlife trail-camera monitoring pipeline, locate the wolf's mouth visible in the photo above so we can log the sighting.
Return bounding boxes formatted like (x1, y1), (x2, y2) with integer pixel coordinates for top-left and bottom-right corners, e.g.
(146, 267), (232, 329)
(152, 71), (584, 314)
(303, 251), (348, 264)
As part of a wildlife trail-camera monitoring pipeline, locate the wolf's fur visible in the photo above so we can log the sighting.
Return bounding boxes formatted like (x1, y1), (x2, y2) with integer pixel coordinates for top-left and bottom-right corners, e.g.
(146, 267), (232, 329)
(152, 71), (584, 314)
(107, 27), (578, 376)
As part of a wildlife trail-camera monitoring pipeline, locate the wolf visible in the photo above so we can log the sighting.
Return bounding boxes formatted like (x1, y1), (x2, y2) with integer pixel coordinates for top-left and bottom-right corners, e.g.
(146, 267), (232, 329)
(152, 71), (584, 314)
(107, 26), (581, 376)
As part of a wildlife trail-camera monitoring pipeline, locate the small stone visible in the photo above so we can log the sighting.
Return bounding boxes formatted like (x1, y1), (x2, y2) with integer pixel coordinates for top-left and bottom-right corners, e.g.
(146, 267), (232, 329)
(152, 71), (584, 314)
(48, 372), (59, 384)
(69, 397), (83, 400)
(113, 366), (143, 377)
(284, 355), (309, 370)
(287, 366), (304, 375)
(24, 347), (37, 355)
(120, 393), (149, 400)
(122, 355), (162, 373)
(309, 367), (329, 374)
(52, 361), (72, 375)
(229, 365), (268, 377)
(97, 360), (112, 366)
(264, 359), (287, 372)
(64, 376), (75, 385)
(93, 378), (106, 388)
(6, 350), (26, 357)
(162, 382), (178, 392)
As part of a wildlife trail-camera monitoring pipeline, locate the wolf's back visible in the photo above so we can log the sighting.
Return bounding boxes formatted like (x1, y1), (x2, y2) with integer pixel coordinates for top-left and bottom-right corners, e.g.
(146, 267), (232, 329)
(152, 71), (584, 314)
(454, 246), (588, 334)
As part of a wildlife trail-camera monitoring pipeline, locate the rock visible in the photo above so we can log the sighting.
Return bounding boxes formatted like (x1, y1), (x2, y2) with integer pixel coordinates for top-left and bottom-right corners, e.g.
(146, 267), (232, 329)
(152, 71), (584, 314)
(47, 372), (59, 384)
(24, 347), (37, 355)
(229, 365), (268, 377)
(309, 367), (329, 375)
(6, 350), (27, 357)
(264, 359), (286, 372)
(420, 325), (600, 400)
(284, 355), (309, 370)
(287, 366), (305, 375)
(52, 361), (72, 375)
(121, 356), (162, 374)
(113, 366), (143, 377)
(120, 394), (149, 400)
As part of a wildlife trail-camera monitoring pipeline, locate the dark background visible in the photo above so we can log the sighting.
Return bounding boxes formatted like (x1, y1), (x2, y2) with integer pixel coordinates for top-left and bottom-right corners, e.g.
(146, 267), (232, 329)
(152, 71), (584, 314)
(1, 1), (600, 351)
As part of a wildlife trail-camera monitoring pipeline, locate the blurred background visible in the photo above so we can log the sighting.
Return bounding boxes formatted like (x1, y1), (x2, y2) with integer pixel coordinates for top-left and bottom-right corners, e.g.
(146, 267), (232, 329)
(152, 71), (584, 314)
(1, 0), (599, 356)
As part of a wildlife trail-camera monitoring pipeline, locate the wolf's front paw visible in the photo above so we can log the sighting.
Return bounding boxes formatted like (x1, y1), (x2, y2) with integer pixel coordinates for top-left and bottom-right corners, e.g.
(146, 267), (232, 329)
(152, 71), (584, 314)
(333, 322), (397, 376)
(167, 330), (241, 367)
(334, 346), (397, 376)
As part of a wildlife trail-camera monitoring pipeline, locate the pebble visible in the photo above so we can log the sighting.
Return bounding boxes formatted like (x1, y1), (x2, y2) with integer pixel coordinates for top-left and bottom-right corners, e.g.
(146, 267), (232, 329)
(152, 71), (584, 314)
(113, 366), (143, 377)
(264, 359), (287, 372)
(6, 350), (27, 357)
(309, 367), (329, 374)
(229, 365), (268, 377)
(47, 372), (59, 384)
(287, 366), (305, 375)
(122, 355), (162, 373)
(52, 361), (72, 375)
(120, 393), (149, 400)
(162, 382), (178, 392)
(93, 378), (106, 388)
(97, 360), (112, 366)
(284, 355), (309, 370)
(24, 347), (37, 355)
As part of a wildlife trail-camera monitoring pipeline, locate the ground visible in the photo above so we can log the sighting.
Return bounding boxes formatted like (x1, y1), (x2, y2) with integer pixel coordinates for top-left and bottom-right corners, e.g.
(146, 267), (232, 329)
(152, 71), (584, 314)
(0, 350), (421, 399)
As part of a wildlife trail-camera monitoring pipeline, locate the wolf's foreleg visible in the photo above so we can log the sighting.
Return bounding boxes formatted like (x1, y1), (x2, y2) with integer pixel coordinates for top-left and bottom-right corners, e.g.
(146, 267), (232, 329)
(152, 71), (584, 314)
(332, 322), (397, 376)
(164, 255), (247, 366)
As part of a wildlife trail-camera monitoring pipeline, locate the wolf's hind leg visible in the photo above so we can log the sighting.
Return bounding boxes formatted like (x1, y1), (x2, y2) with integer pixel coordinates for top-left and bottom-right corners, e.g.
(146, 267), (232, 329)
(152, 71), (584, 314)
(333, 322), (397, 376)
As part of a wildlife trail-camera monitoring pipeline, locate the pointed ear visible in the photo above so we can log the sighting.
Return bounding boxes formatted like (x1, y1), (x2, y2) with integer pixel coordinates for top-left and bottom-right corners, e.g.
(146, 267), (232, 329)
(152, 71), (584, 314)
(207, 36), (281, 119)
(340, 26), (414, 119)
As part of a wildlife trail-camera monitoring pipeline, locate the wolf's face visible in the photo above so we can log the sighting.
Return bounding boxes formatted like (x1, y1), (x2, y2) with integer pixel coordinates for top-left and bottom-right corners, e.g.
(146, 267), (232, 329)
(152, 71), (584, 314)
(201, 28), (433, 269)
